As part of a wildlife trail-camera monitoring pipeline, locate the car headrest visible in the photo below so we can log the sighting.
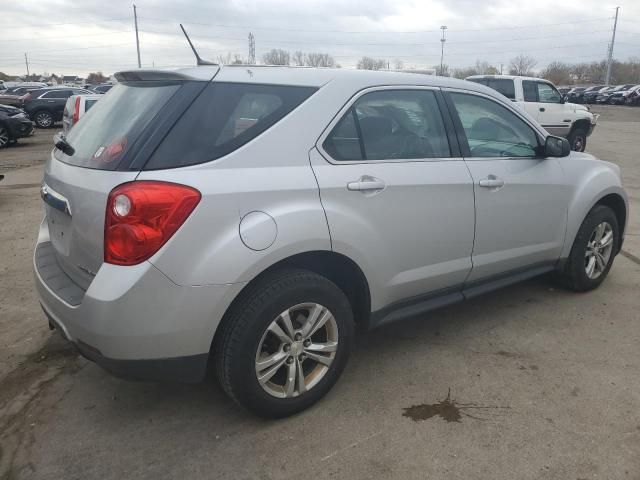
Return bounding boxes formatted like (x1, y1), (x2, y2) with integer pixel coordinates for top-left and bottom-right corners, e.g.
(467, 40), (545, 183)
(359, 116), (392, 139)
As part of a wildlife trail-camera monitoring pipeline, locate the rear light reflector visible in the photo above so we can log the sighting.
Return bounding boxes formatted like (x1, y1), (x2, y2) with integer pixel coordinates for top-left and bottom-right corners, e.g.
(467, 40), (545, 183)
(104, 181), (201, 265)
(72, 96), (81, 124)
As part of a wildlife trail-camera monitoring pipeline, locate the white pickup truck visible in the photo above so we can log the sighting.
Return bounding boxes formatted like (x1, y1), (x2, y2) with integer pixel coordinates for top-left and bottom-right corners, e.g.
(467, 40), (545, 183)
(466, 75), (598, 152)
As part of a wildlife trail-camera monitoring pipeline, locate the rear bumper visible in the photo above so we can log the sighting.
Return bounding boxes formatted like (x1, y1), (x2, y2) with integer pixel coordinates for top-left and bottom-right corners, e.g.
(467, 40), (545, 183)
(34, 219), (245, 382)
(6, 117), (34, 139)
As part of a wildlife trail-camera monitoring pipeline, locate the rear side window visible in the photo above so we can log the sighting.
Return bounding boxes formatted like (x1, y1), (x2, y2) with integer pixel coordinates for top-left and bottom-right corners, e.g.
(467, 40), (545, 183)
(486, 79), (515, 100)
(522, 81), (538, 102)
(145, 82), (317, 169)
(85, 99), (98, 111)
(324, 89), (451, 161)
(56, 82), (181, 170)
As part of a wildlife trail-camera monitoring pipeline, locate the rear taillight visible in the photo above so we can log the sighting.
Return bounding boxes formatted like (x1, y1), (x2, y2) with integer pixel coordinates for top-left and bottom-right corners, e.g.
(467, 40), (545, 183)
(104, 181), (201, 266)
(72, 96), (81, 124)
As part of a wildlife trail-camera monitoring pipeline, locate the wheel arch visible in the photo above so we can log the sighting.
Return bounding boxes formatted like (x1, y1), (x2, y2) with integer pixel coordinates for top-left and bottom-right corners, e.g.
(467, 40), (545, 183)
(211, 250), (372, 355)
(595, 193), (627, 253)
(570, 118), (591, 135)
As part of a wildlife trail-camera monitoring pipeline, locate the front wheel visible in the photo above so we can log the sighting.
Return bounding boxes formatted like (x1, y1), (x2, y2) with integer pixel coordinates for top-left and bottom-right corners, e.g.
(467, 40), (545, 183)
(215, 269), (354, 418)
(567, 127), (587, 152)
(558, 205), (619, 292)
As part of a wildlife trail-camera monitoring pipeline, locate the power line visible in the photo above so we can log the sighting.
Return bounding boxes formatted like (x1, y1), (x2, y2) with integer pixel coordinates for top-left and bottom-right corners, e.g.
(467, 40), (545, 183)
(0, 17), (128, 29)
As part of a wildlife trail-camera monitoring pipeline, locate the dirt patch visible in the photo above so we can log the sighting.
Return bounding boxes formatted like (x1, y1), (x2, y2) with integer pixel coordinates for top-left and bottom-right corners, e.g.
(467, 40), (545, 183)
(402, 389), (510, 423)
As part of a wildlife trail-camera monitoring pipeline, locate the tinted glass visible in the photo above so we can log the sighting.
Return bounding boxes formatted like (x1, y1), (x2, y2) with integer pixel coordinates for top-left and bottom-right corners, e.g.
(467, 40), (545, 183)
(146, 82), (316, 169)
(522, 81), (537, 102)
(537, 83), (562, 103)
(85, 99), (98, 111)
(323, 110), (363, 161)
(487, 78), (515, 100)
(342, 89), (450, 160)
(56, 82), (181, 170)
(449, 92), (539, 158)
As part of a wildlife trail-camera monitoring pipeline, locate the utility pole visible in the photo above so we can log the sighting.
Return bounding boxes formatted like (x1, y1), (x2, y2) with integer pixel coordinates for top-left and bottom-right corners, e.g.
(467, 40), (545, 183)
(24, 53), (30, 78)
(439, 25), (447, 76)
(248, 32), (255, 64)
(500, 63), (503, 75)
(133, 4), (141, 68)
(605, 6), (619, 85)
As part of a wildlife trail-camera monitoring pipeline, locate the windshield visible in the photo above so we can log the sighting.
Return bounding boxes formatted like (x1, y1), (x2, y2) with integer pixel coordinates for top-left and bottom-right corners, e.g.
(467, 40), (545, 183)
(55, 82), (181, 170)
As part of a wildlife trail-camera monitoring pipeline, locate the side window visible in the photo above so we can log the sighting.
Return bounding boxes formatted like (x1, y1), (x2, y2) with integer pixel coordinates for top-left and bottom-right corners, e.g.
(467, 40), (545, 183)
(449, 92), (540, 158)
(537, 83), (562, 103)
(43, 90), (72, 99)
(487, 79), (515, 100)
(522, 81), (538, 102)
(324, 89), (451, 161)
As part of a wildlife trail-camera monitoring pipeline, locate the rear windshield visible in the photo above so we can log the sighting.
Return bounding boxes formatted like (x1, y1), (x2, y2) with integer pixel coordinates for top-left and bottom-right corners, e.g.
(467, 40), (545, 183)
(467, 78), (515, 100)
(144, 82), (317, 170)
(55, 82), (181, 170)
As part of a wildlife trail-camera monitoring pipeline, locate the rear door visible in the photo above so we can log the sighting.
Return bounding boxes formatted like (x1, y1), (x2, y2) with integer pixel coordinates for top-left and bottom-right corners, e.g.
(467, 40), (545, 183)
(311, 87), (475, 310)
(444, 89), (570, 282)
(40, 90), (73, 119)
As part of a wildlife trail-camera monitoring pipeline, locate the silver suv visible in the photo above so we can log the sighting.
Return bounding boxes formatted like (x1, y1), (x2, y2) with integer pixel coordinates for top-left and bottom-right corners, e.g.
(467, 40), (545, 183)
(34, 66), (628, 417)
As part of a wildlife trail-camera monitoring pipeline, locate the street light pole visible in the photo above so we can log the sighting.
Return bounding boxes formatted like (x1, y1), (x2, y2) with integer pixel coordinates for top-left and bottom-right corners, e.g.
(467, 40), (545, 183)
(440, 25), (447, 76)
(605, 6), (619, 85)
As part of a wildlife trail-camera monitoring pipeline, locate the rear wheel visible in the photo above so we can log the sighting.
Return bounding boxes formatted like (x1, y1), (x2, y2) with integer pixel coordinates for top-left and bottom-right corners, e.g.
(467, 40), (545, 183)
(34, 110), (54, 128)
(0, 126), (9, 148)
(215, 269), (354, 418)
(568, 127), (587, 152)
(558, 205), (619, 292)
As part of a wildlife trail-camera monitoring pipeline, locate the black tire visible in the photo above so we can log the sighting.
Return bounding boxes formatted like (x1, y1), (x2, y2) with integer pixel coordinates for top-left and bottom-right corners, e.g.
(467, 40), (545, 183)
(567, 127), (587, 152)
(215, 268), (354, 418)
(0, 125), (9, 148)
(33, 110), (54, 128)
(558, 205), (619, 292)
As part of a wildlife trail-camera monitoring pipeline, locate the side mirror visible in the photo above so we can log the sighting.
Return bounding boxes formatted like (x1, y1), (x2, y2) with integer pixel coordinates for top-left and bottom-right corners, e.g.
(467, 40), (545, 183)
(545, 135), (570, 158)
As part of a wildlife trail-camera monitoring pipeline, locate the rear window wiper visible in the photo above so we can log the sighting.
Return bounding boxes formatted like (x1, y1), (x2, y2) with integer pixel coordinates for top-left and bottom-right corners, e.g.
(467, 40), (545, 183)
(54, 133), (75, 156)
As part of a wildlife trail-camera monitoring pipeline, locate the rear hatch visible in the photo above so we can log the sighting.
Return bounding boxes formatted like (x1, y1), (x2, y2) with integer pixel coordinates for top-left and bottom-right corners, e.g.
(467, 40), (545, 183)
(42, 76), (204, 289)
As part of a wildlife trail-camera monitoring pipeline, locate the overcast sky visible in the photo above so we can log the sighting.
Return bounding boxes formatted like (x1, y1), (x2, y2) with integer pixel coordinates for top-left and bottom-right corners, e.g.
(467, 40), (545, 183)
(1, 0), (639, 77)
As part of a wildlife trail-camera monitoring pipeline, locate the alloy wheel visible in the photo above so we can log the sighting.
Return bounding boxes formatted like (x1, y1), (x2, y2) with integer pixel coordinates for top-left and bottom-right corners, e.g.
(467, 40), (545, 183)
(585, 221), (613, 279)
(255, 303), (338, 398)
(572, 135), (585, 152)
(35, 112), (53, 128)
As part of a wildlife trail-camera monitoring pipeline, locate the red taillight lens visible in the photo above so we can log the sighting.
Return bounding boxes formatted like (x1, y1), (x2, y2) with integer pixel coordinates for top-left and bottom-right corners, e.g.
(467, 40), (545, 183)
(104, 181), (201, 266)
(72, 96), (81, 124)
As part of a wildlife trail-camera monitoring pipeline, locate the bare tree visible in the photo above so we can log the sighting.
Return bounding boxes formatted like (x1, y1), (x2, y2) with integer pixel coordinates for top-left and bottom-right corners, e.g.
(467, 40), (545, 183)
(217, 52), (245, 65)
(394, 59), (404, 70)
(86, 71), (107, 84)
(292, 51), (306, 66)
(263, 49), (290, 65)
(541, 61), (573, 85)
(306, 52), (336, 67)
(509, 54), (537, 76)
(357, 56), (386, 70)
(434, 64), (450, 77)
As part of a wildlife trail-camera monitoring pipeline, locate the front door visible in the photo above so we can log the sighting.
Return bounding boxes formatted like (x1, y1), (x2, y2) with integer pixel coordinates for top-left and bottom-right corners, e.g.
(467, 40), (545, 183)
(311, 87), (475, 311)
(445, 90), (570, 282)
(523, 80), (572, 137)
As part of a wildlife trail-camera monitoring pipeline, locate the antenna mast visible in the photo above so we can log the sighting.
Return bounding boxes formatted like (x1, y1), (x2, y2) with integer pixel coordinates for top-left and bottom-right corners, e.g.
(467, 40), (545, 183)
(180, 24), (217, 66)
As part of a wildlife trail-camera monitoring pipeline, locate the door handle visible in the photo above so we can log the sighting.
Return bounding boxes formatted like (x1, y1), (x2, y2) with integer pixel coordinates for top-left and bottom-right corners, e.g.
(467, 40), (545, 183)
(478, 176), (505, 189)
(539, 107), (545, 112)
(347, 176), (386, 192)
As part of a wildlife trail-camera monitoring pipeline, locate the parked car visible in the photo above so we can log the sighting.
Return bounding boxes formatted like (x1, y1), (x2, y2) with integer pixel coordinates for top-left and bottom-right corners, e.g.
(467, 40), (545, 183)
(557, 86), (571, 95)
(625, 89), (640, 106)
(583, 86), (611, 104)
(62, 94), (101, 133)
(595, 84), (636, 104)
(23, 86), (92, 128)
(466, 75), (597, 151)
(0, 86), (46, 107)
(0, 104), (34, 148)
(609, 85), (640, 105)
(566, 86), (586, 103)
(87, 84), (114, 94)
(571, 85), (605, 104)
(34, 66), (628, 418)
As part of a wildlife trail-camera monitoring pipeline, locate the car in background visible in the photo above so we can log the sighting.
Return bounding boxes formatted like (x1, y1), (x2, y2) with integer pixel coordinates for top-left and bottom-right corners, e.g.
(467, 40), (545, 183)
(566, 86), (586, 103)
(625, 88), (640, 106)
(583, 86), (611, 104)
(608, 85), (640, 105)
(558, 86), (571, 96)
(23, 86), (92, 128)
(466, 75), (597, 151)
(62, 94), (101, 133)
(0, 104), (34, 148)
(0, 86), (46, 107)
(571, 85), (605, 104)
(595, 84), (636, 104)
(87, 84), (114, 94)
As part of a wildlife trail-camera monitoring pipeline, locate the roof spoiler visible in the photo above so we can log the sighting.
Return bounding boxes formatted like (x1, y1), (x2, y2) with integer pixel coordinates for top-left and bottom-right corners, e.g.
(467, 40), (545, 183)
(114, 70), (198, 82)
